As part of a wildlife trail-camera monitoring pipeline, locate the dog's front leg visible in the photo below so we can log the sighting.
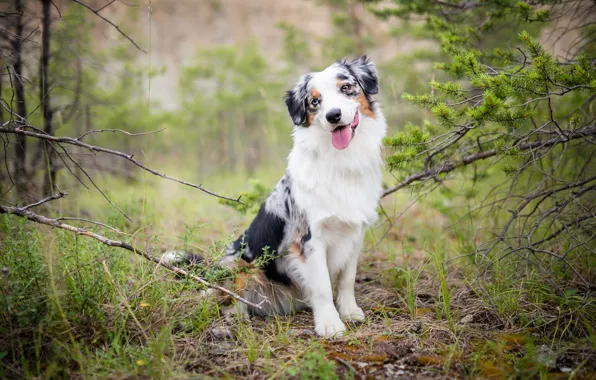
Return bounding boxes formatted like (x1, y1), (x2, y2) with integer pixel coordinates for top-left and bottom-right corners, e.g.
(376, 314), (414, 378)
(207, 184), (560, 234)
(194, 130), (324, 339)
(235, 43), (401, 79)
(301, 240), (346, 337)
(336, 237), (365, 322)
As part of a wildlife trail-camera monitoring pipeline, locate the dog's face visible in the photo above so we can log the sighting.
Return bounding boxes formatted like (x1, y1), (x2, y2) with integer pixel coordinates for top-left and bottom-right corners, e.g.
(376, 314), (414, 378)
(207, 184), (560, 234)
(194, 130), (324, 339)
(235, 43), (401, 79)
(284, 56), (379, 150)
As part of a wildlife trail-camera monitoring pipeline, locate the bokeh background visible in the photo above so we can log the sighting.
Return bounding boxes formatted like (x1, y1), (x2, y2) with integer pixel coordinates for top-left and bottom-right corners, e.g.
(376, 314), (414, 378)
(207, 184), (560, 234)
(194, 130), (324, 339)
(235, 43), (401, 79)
(1, 1), (594, 378)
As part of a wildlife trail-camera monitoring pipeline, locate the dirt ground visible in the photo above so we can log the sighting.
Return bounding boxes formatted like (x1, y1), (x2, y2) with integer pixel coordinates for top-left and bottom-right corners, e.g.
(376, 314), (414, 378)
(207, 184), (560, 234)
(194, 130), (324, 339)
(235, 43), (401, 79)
(171, 257), (596, 379)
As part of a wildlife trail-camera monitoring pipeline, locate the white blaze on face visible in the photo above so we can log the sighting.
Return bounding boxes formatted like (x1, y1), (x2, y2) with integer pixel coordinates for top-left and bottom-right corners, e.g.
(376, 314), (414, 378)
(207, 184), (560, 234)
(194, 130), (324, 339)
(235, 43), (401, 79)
(308, 65), (360, 150)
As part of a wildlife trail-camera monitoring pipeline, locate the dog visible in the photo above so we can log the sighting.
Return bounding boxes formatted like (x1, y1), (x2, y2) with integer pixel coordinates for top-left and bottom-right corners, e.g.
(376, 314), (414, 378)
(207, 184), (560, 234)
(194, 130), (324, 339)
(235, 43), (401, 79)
(166, 56), (386, 337)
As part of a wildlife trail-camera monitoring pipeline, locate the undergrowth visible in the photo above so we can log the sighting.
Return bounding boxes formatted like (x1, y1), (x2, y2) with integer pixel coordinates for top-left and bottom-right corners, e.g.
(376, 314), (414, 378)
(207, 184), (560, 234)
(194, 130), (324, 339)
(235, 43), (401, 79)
(1, 167), (594, 378)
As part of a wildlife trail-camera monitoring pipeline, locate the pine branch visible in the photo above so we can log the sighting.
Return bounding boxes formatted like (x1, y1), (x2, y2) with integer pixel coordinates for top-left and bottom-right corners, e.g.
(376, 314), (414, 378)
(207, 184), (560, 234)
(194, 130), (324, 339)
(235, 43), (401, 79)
(382, 126), (596, 198)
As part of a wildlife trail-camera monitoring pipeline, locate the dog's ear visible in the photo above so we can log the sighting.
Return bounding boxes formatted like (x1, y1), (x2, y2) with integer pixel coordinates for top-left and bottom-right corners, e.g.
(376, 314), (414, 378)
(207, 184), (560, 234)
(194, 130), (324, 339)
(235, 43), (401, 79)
(284, 73), (312, 126)
(347, 56), (379, 95)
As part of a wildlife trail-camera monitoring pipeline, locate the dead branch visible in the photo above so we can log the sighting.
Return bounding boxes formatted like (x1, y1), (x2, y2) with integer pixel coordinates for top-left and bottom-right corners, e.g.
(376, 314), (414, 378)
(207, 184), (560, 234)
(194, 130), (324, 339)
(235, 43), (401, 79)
(71, 0), (146, 54)
(0, 200), (264, 311)
(20, 190), (66, 210)
(0, 126), (243, 204)
(77, 127), (167, 140)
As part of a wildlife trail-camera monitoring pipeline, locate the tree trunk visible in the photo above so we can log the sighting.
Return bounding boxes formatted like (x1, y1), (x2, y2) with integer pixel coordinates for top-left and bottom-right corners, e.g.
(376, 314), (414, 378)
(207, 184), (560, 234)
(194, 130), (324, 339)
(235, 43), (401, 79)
(11, 0), (28, 191)
(348, 3), (365, 56)
(0, 71), (4, 192)
(40, 0), (55, 196)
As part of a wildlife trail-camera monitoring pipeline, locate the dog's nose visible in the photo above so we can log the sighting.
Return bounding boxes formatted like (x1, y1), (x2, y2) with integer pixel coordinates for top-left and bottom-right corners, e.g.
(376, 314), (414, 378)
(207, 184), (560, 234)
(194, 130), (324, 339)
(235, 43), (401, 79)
(325, 108), (342, 124)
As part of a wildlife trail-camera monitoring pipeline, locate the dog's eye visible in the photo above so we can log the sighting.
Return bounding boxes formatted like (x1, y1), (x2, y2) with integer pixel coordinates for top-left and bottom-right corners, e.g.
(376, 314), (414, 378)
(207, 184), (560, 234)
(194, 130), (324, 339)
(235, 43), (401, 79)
(311, 98), (320, 106)
(341, 84), (353, 93)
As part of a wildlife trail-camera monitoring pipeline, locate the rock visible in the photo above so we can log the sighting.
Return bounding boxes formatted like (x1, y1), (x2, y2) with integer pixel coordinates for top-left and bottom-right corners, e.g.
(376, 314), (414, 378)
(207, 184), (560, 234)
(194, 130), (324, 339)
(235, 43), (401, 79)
(460, 314), (474, 324)
(289, 328), (314, 336)
(211, 327), (232, 340)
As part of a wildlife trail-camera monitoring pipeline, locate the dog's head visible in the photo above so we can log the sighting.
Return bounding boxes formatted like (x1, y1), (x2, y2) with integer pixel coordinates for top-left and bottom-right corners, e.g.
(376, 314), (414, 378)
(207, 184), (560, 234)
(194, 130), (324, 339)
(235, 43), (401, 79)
(284, 56), (379, 150)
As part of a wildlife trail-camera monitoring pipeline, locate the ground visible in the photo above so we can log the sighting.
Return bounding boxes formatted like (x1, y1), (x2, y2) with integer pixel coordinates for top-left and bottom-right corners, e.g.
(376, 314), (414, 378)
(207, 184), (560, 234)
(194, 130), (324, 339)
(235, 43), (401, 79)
(1, 168), (595, 379)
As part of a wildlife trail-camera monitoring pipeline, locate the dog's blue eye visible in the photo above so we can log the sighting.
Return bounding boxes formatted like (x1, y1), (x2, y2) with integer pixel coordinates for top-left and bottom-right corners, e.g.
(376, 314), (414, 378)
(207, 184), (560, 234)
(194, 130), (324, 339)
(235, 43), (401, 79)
(341, 84), (353, 92)
(311, 99), (319, 106)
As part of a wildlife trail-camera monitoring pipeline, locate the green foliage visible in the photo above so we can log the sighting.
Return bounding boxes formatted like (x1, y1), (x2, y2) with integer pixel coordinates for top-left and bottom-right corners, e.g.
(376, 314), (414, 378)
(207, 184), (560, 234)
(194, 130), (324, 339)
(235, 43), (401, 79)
(178, 41), (292, 176)
(218, 178), (272, 214)
(0, 214), (220, 379)
(383, 123), (429, 170)
(371, 0), (596, 334)
(287, 344), (338, 379)
(277, 22), (313, 67)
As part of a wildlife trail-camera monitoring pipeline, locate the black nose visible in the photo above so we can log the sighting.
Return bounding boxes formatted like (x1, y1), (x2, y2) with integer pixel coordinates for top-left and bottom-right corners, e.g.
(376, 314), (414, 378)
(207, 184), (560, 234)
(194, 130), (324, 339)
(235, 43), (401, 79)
(325, 108), (342, 124)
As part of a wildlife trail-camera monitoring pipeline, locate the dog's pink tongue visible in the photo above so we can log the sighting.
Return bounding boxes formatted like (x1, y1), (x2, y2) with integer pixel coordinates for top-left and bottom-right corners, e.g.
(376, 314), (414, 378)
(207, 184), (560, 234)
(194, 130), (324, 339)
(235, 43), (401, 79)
(331, 126), (352, 150)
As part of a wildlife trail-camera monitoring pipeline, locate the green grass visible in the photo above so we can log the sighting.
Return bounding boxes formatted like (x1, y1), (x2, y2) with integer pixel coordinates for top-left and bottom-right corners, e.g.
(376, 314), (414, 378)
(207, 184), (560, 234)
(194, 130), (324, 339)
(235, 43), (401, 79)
(1, 163), (595, 379)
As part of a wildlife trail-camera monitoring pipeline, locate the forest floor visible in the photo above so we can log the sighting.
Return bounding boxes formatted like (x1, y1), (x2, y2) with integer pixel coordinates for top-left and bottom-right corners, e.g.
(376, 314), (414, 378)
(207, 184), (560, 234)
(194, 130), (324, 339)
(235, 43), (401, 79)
(171, 199), (593, 379)
(1, 168), (595, 379)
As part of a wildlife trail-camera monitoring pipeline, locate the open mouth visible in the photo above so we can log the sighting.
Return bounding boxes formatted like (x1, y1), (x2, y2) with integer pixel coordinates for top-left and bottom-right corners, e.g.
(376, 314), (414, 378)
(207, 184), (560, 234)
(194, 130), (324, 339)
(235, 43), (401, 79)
(331, 112), (359, 150)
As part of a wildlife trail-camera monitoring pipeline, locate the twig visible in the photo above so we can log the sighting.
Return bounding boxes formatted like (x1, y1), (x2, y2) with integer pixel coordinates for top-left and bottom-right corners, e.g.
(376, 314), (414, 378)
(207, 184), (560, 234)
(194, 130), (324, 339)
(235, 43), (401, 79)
(0, 203), (264, 311)
(0, 127), (243, 204)
(20, 191), (67, 210)
(77, 127), (166, 140)
(334, 357), (357, 375)
(55, 216), (125, 235)
(72, 0), (147, 54)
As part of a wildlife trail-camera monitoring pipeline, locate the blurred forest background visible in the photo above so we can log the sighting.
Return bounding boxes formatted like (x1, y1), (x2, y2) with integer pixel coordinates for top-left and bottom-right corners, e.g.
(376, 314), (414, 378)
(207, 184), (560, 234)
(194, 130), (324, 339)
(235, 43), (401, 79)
(0, 0), (594, 378)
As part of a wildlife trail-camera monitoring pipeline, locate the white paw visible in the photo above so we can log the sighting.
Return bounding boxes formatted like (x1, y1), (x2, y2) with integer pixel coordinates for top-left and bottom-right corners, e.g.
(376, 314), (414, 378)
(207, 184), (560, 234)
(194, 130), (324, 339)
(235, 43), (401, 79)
(315, 312), (346, 338)
(339, 305), (365, 323)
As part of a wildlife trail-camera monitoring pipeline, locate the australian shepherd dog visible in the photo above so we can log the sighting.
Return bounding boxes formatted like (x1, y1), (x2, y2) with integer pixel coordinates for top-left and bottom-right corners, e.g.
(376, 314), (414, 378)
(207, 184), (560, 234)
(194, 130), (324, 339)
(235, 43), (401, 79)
(166, 56), (386, 337)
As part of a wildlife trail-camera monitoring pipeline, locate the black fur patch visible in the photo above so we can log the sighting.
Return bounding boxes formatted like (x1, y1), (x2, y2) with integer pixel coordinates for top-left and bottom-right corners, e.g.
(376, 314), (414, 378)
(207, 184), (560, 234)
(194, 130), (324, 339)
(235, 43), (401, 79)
(338, 56), (379, 96)
(262, 260), (292, 285)
(284, 73), (312, 126)
(237, 203), (286, 264)
(301, 228), (312, 245)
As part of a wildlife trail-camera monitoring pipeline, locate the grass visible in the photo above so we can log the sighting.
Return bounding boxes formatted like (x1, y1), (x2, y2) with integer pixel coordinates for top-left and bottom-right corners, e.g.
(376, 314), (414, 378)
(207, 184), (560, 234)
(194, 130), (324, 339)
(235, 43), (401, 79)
(1, 163), (595, 379)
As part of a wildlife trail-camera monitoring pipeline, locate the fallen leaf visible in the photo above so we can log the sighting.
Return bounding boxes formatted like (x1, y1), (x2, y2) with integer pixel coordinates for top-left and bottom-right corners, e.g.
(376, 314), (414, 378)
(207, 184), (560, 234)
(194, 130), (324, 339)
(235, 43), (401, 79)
(361, 354), (388, 363)
(374, 334), (393, 342)
(416, 355), (444, 367)
(415, 308), (432, 316)
(478, 360), (501, 379)
(327, 351), (352, 361)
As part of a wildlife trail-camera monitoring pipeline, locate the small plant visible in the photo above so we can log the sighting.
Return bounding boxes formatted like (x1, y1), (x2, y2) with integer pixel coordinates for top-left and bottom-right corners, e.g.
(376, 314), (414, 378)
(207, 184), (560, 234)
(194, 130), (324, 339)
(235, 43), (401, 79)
(219, 179), (271, 215)
(287, 344), (337, 380)
(432, 247), (454, 331)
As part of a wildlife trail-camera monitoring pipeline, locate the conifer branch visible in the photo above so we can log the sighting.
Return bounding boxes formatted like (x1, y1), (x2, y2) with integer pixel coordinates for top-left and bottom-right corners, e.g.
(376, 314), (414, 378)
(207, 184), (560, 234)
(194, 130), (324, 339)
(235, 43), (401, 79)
(382, 126), (596, 198)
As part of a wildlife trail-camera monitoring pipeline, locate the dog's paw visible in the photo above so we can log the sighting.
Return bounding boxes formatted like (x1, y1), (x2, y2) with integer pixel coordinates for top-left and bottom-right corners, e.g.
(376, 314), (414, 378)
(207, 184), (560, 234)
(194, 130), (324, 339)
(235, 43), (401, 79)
(315, 318), (346, 338)
(339, 305), (365, 323)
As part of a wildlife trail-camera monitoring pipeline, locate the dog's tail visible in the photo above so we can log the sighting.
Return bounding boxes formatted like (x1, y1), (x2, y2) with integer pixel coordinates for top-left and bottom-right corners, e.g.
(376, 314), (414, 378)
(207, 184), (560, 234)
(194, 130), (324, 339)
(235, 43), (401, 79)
(161, 250), (205, 266)
(160, 246), (306, 317)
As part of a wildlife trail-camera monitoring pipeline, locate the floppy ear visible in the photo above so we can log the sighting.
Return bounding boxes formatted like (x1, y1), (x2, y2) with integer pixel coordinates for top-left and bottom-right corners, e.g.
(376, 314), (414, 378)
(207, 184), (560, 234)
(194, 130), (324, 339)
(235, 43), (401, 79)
(347, 56), (379, 95)
(284, 73), (312, 126)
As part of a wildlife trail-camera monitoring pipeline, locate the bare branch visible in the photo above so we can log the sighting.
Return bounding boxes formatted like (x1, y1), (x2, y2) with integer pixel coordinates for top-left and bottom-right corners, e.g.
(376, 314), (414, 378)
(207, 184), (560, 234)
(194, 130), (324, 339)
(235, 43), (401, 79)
(0, 203), (264, 311)
(20, 191), (67, 210)
(77, 127), (167, 140)
(71, 0), (147, 54)
(0, 126), (243, 204)
(55, 217), (127, 235)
